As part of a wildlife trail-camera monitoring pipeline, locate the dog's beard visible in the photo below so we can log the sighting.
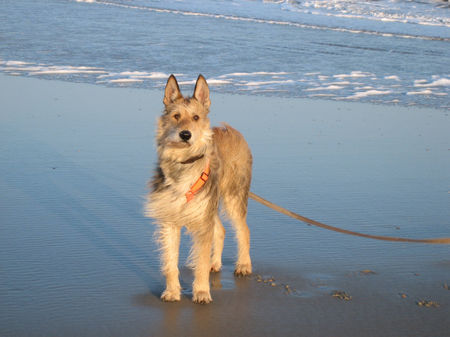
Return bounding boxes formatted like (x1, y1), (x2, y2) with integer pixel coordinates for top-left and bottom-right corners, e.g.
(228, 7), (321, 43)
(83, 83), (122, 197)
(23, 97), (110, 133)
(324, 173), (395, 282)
(166, 140), (191, 149)
(160, 143), (207, 164)
(158, 129), (213, 163)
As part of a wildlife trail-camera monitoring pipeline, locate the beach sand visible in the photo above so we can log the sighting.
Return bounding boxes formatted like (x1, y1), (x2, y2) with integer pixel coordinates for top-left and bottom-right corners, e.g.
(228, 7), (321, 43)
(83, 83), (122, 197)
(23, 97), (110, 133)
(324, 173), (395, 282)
(0, 74), (449, 337)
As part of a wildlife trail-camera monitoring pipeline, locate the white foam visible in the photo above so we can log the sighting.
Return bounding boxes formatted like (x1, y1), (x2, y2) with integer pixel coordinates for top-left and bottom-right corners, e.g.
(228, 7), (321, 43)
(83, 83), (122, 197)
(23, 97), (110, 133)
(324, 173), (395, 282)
(305, 85), (344, 91)
(324, 81), (351, 86)
(30, 68), (106, 75)
(407, 89), (434, 96)
(78, 1), (450, 42)
(0, 62), (107, 76)
(100, 71), (170, 79)
(141, 72), (171, 79)
(116, 71), (149, 77)
(2, 60), (32, 66)
(205, 79), (231, 85)
(333, 71), (375, 79)
(407, 89), (447, 96)
(1, 58), (447, 109)
(219, 72), (289, 78)
(108, 78), (144, 83)
(241, 80), (295, 86)
(308, 93), (337, 97)
(250, 89), (289, 93)
(414, 78), (450, 87)
(384, 75), (400, 81)
(345, 90), (392, 99)
(289, 0), (450, 28)
(177, 80), (196, 85)
(123, 71), (169, 79)
(3, 66), (43, 72)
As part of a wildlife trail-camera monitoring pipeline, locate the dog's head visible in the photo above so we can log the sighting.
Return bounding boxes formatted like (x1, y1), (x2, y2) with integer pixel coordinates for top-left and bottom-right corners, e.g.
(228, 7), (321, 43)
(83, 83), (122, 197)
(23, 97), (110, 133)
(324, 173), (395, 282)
(156, 74), (213, 162)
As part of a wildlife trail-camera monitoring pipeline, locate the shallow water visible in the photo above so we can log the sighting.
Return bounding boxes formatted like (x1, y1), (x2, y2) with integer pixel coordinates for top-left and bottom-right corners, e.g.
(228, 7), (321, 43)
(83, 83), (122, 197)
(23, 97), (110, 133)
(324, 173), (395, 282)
(0, 0), (449, 109)
(1, 74), (449, 336)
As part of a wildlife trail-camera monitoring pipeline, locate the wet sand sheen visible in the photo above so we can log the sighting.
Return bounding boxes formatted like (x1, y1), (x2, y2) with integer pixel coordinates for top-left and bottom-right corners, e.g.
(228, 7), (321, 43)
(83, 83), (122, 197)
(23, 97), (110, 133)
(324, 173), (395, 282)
(0, 74), (449, 337)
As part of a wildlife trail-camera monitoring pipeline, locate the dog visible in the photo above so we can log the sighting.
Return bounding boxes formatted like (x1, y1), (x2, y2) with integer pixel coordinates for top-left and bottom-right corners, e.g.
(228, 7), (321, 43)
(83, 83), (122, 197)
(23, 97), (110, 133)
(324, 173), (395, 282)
(145, 74), (253, 304)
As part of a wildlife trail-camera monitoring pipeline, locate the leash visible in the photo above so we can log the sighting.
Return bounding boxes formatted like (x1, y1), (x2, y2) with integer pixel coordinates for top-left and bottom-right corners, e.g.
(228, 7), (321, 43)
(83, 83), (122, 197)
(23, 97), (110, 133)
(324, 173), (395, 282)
(249, 192), (450, 244)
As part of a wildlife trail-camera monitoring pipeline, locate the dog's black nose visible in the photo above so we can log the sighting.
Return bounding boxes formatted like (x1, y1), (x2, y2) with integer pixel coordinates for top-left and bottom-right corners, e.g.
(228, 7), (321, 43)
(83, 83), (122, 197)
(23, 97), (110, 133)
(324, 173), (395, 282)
(179, 130), (192, 141)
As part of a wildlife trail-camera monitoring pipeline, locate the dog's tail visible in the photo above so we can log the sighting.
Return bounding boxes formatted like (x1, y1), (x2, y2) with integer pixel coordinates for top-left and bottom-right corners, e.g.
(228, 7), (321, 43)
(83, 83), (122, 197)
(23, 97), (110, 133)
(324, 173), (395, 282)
(248, 192), (450, 244)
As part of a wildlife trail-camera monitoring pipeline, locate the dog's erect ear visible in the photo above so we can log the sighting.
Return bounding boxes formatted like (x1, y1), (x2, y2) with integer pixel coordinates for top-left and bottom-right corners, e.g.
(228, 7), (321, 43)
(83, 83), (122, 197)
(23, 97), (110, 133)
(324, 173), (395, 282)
(164, 75), (182, 106)
(193, 74), (210, 109)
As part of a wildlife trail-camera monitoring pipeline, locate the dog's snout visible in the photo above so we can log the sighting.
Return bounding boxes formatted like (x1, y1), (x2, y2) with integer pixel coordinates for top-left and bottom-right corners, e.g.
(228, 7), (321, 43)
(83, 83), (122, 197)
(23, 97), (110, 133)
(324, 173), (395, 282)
(179, 130), (192, 141)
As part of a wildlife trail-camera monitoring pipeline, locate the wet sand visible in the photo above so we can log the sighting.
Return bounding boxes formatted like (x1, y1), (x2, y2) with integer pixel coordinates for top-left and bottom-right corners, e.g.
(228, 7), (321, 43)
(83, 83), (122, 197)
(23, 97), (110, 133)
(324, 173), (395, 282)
(0, 74), (449, 337)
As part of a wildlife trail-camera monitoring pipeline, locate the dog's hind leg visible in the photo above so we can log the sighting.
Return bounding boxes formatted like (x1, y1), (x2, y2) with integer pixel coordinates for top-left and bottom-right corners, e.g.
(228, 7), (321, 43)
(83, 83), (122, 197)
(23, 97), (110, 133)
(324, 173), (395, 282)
(158, 225), (182, 302)
(231, 216), (252, 276)
(211, 215), (225, 272)
(213, 124), (252, 276)
(190, 228), (213, 304)
(223, 195), (252, 276)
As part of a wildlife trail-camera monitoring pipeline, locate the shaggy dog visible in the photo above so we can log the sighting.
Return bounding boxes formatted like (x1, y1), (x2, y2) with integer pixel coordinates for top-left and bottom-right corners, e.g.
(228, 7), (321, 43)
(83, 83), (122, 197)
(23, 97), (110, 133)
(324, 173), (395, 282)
(146, 75), (252, 304)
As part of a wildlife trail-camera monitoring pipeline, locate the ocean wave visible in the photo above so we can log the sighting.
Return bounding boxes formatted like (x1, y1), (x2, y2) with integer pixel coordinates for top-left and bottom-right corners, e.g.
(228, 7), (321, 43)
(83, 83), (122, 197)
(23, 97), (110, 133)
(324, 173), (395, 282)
(343, 89), (392, 100)
(305, 85), (345, 91)
(218, 72), (291, 77)
(0, 62), (107, 75)
(1, 58), (448, 109)
(407, 89), (448, 96)
(74, 0), (450, 41)
(284, 0), (450, 28)
(238, 80), (295, 86)
(414, 78), (450, 87)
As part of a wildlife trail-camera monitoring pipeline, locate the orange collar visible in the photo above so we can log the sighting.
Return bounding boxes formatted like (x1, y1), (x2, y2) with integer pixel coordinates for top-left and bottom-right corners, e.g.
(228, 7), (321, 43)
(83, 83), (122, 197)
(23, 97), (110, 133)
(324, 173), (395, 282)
(185, 159), (210, 203)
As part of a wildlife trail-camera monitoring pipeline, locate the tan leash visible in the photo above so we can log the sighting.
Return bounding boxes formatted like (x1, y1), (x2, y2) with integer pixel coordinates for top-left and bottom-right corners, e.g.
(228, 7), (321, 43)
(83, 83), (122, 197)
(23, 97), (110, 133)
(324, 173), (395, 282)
(249, 192), (450, 244)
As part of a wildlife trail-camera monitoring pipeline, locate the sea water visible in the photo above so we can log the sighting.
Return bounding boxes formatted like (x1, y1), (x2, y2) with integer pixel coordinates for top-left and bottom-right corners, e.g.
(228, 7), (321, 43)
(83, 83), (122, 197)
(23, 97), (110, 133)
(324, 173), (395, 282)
(0, 0), (449, 109)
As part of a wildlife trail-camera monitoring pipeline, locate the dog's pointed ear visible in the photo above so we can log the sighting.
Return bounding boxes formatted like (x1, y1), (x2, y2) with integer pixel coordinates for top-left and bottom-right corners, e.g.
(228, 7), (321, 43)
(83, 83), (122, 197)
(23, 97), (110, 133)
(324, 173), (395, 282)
(164, 75), (182, 106)
(193, 74), (210, 109)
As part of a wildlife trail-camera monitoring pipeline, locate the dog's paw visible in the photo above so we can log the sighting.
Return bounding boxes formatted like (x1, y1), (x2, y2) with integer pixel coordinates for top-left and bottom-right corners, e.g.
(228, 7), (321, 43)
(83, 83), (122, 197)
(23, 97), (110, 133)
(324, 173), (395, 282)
(161, 289), (181, 302)
(210, 261), (222, 273)
(192, 290), (212, 304)
(234, 263), (252, 277)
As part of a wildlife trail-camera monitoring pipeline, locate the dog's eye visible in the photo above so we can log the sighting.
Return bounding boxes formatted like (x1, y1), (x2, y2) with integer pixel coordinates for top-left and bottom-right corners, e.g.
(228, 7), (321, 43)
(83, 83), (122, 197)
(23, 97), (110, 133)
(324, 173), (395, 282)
(193, 115), (200, 121)
(173, 114), (181, 121)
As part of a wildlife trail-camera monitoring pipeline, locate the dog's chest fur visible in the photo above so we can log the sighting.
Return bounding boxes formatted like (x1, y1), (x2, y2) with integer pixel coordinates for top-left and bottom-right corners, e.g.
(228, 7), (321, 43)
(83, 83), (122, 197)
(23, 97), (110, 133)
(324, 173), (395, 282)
(147, 155), (220, 230)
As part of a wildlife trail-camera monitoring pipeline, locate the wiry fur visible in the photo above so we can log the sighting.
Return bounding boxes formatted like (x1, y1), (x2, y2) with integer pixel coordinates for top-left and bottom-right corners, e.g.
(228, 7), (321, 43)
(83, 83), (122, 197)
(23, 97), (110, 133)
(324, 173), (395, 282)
(145, 75), (252, 304)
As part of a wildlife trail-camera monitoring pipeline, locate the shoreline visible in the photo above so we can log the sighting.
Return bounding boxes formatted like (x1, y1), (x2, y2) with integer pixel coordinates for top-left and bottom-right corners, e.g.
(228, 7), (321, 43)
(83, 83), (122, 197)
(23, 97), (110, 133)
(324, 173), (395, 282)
(1, 73), (449, 337)
(0, 68), (449, 112)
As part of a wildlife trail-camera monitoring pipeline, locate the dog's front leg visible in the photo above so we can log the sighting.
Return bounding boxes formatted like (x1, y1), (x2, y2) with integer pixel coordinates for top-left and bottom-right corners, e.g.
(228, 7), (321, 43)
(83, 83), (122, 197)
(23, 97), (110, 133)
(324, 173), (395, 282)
(211, 215), (225, 272)
(191, 229), (213, 304)
(158, 225), (182, 302)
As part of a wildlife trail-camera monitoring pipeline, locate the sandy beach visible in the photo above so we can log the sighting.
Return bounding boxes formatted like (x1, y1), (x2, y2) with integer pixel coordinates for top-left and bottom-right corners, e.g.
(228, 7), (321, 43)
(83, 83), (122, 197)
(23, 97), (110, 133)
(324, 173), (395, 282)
(1, 73), (449, 337)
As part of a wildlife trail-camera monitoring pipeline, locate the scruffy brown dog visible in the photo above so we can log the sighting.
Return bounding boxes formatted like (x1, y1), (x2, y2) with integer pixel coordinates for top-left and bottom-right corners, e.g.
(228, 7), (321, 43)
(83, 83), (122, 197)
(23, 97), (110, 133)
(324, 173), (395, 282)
(146, 75), (252, 304)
